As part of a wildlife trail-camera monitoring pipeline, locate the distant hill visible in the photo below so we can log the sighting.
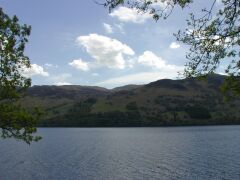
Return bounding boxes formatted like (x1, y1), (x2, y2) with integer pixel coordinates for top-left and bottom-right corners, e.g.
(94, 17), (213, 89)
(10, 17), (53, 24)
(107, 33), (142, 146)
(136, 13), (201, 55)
(21, 74), (240, 127)
(27, 85), (109, 99)
(112, 84), (142, 92)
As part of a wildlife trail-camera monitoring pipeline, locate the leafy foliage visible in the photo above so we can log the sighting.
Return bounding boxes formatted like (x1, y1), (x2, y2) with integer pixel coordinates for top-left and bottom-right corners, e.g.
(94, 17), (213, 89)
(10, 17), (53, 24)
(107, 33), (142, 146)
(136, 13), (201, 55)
(103, 0), (192, 20)
(176, 0), (240, 96)
(0, 8), (40, 143)
(185, 105), (211, 119)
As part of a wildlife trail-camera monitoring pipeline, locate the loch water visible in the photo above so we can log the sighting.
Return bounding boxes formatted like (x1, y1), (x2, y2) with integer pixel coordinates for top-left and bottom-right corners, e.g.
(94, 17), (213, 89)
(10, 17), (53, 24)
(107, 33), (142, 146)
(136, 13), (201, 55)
(0, 126), (240, 180)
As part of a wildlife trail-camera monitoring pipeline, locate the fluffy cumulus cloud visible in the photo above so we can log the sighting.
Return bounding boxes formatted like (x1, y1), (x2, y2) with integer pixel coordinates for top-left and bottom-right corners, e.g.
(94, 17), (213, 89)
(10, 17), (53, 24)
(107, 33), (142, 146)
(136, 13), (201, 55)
(69, 59), (89, 71)
(21, 64), (49, 77)
(103, 23), (113, 34)
(110, 7), (151, 23)
(169, 42), (180, 49)
(96, 51), (184, 88)
(138, 51), (182, 71)
(138, 51), (183, 73)
(76, 34), (135, 69)
(138, 51), (166, 69)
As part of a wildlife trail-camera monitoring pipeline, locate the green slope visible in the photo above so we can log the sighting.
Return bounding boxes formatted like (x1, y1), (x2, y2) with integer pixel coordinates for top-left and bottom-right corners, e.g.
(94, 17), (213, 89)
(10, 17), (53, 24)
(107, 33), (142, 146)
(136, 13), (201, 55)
(21, 74), (240, 127)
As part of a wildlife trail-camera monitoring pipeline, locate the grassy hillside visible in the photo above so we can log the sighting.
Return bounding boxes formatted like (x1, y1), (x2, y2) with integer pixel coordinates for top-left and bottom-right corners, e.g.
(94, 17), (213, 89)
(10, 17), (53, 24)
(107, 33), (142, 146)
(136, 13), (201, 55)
(21, 74), (240, 127)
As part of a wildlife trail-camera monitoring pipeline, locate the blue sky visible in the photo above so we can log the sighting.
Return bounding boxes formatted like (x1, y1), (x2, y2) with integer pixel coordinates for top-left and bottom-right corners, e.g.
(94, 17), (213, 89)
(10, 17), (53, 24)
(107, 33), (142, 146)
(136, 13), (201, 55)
(0, 0), (223, 88)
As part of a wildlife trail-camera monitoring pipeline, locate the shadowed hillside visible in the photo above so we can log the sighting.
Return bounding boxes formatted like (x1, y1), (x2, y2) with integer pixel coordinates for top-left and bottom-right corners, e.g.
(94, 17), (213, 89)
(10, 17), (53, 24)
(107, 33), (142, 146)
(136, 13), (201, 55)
(21, 74), (240, 127)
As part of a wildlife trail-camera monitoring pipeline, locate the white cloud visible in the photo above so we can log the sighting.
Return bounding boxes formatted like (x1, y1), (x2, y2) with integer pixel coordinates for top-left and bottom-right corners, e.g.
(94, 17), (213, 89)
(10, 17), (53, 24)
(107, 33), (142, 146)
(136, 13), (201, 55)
(149, 1), (168, 9)
(51, 73), (72, 85)
(76, 34), (135, 69)
(55, 82), (72, 86)
(103, 23), (113, 34)
(21, 64), (49, 77)
(93, 49), (184, 88)
(138, 51), (166, 69)
(114, 23), (125, 34)
(138, 51), (183, 71)
(110, 7), (151, 23)
(169, 42), (180, 49)
(92, 73), (99, 76)
(44, 63), (58, 68)
(69, 59), (89, 71)
(127, 58), (136, 68)
(95, 71), (182, 89)
(216, 0), (223, 5)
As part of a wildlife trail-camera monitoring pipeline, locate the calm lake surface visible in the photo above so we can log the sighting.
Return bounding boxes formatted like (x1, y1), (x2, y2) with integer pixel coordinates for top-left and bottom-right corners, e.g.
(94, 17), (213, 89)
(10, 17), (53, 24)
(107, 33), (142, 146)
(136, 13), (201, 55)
(0, 126), (240, 180)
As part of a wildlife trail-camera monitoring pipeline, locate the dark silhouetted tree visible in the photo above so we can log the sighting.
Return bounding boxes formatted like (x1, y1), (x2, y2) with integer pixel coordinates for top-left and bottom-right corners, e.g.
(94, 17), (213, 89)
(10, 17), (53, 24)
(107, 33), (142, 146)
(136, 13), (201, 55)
(0, 8), (41, 144)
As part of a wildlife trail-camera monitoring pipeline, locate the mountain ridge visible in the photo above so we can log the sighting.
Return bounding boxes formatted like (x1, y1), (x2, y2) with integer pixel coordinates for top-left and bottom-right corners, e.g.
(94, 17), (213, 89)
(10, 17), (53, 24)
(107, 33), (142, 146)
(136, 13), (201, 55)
(21, 74), (240, 127)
